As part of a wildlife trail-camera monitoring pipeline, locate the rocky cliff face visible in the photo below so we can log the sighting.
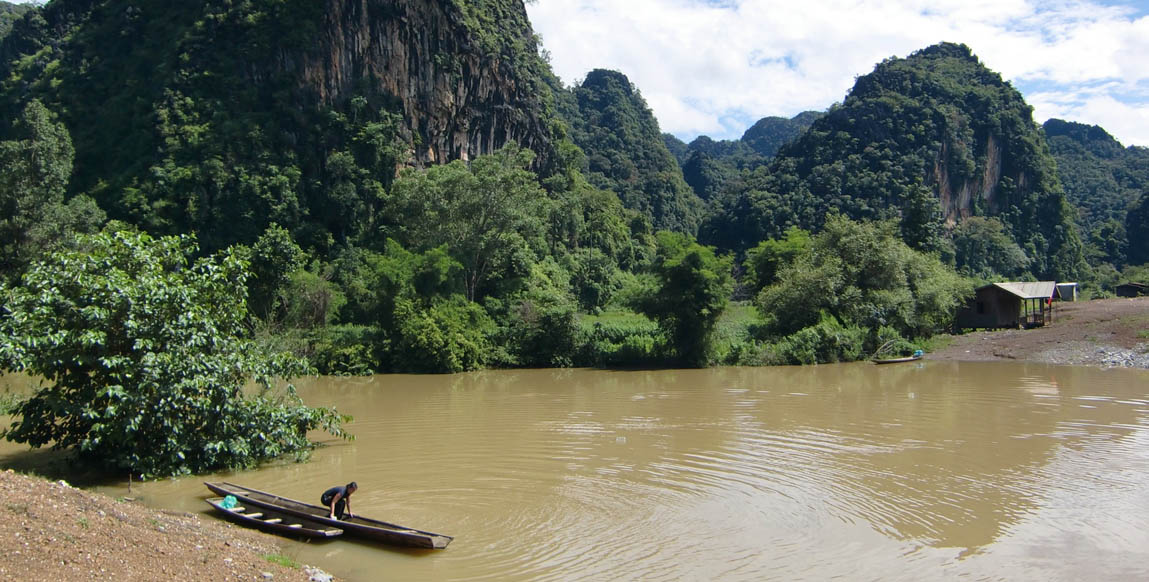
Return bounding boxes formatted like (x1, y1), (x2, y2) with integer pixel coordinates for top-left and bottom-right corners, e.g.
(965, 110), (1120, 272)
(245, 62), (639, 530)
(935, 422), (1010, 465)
(0, 0), (561, 249)
(934, 133), (1008, 226)
(285, 0), (555, 168)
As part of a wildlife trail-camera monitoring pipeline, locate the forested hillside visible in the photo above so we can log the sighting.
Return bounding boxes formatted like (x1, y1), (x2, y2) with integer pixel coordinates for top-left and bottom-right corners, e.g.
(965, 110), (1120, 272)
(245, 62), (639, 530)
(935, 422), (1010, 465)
(0, 0), (566, 253)
(702, 43), (1087, 282)
(559, 69), (703, 233)
(1043, 119), (1149, 271)
(664, 111), (821, 203)
(0, 3), (1138, 382)
(0, 1), (34, 40)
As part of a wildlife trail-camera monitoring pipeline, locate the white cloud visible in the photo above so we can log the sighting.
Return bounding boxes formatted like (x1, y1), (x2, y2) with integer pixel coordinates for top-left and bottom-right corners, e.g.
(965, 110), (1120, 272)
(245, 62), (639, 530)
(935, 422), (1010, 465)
(527, 0), (1149, 146)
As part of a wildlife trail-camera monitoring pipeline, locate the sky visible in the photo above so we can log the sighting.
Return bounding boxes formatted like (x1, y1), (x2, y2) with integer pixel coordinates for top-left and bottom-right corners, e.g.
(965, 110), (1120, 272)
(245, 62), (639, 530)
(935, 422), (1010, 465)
(525, 0), (1149, 147)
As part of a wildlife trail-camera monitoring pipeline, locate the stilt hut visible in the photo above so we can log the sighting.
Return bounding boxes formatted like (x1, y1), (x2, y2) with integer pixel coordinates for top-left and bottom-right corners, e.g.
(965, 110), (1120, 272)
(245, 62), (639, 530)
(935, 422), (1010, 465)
(954, 281), (1056, 332)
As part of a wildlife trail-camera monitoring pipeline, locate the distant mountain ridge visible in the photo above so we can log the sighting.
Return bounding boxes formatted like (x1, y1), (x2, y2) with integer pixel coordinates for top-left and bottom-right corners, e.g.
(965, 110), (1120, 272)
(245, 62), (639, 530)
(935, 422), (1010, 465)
(0, 5), (1118, 281)
(558, 68), (703, 233)
(1044, 118), (1149, 268)
(702, 42), (1086, 280)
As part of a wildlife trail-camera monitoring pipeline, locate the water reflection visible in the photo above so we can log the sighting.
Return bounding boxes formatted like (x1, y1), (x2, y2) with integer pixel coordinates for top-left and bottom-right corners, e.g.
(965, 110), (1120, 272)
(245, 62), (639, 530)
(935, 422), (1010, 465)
(2, 362), (1148, 581)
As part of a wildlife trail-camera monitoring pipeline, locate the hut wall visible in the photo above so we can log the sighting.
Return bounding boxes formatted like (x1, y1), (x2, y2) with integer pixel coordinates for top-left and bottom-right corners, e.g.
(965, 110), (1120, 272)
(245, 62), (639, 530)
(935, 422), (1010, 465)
(955, 287), (1020, 331)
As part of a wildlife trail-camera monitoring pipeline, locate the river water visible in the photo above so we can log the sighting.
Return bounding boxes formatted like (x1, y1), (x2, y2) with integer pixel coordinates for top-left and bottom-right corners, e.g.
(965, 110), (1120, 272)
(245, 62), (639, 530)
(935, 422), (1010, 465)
(4, 361), (1149, 581)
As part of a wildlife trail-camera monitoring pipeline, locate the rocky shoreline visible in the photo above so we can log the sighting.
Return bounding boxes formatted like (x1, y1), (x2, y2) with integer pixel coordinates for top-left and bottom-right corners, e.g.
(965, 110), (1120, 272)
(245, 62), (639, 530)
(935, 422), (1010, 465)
(0, 470), (336, 582)
(928, 297), (1149, 369)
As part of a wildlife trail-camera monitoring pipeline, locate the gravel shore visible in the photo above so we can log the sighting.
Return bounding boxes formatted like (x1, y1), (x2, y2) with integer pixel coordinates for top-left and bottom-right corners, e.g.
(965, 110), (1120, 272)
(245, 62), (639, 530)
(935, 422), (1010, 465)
(0, 469), (335, 582)
(928, 296), (1149, 368)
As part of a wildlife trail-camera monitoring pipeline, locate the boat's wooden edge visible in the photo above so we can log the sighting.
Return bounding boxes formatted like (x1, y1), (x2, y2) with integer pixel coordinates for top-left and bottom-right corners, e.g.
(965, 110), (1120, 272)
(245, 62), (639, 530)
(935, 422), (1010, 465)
(204, 497), (344, 537)
(205, 481), (454, 548)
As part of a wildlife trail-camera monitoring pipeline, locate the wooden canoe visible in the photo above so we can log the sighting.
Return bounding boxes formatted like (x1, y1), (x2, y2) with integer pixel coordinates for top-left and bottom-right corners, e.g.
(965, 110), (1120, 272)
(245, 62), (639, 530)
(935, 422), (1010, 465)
(872, 354), (923, 364)
(205, 497), (343, 539)
(204, 481), (453, 549)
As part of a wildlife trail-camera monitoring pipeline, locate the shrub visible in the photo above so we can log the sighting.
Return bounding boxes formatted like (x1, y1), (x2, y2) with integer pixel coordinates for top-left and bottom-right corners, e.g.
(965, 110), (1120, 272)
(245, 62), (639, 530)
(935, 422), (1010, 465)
(0, 231), (350, 478)
(773, 314), (867, 365)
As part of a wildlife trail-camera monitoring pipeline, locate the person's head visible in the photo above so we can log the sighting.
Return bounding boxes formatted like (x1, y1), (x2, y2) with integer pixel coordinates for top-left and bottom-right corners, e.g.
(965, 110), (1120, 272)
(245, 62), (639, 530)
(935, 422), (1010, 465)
(347, 481), (358, 493)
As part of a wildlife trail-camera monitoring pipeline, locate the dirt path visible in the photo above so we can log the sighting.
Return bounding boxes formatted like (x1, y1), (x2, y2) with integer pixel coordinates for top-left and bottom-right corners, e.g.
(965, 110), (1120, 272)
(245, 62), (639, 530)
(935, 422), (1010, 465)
(928, 296), (1149, 368)
(0, 469), (334, 582)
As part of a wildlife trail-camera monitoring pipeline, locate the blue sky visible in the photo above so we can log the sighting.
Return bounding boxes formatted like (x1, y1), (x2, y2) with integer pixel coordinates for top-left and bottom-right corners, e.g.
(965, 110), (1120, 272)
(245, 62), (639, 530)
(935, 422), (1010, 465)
(527, 0), (1149, 146)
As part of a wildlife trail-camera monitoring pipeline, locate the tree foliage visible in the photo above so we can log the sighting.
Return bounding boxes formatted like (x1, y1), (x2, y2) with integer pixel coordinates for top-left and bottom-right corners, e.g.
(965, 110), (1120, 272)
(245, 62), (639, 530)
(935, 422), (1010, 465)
(757, 215), (972, 346)
(951, 216), (1030, 279)
(0, 230), (349, 477)
(639, 232), (733, 367)
(1127, 192), (1149, 267)
(0, 99), (104, 281)
(743, 226), (812, 293)
(386, 145), (549, 302)
(0, 1), (35, 42)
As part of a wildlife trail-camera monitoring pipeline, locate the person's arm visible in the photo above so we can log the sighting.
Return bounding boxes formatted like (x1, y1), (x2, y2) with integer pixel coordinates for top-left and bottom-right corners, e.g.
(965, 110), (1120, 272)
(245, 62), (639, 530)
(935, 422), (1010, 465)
(328, 492), (342, 518)
(345, 496), (352, 518)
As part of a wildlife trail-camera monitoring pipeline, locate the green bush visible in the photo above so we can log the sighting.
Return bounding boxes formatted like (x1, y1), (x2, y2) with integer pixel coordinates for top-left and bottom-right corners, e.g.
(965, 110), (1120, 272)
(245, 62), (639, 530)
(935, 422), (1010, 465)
(577, 312), (663, 367)
(388, 297), (493, 373)
(0, 230), (350, 478)
(308, 325), (378, 376)
(773, 314), (867, 365)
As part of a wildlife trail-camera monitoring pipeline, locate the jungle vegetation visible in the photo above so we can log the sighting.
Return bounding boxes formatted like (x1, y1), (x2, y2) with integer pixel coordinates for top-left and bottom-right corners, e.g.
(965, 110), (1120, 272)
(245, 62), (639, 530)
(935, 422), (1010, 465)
(0, 2), (1145, 475)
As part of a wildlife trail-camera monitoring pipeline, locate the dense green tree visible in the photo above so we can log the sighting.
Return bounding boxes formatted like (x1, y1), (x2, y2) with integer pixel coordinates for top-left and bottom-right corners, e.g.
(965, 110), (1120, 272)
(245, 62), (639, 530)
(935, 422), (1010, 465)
(244, 223), (306, 322)
(1087, 219), (1127, 268)
(0, 100), (104, 280)
(386, 145), (550, 301)
(1127, 193), (1149, 266)
(951, 216), (1030, 279)
(639, 232), (733, 367)
(743, 226), (812, 293)
(280, 267), (345, 331)
(900, 182), (945, 252)
(1044, 119), (1149, 240)
(758, 215), (971, 343)
(681, 151), (737, 202)
(390, 296), (493, 373)
(328, 239), (490, 373)
(0, 230), (349, 477)
(546, 173), (652, 274)
(663, 133), (689, 165)
(497, 258), (582, 368)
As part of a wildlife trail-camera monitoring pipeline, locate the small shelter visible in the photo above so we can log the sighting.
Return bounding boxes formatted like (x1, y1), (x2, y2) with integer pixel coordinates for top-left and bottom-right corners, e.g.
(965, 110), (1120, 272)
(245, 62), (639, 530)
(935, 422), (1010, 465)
(1115, 282), (1149, 298)
(954, 281), (1056, 332)
(1055, 282), (1079, 302)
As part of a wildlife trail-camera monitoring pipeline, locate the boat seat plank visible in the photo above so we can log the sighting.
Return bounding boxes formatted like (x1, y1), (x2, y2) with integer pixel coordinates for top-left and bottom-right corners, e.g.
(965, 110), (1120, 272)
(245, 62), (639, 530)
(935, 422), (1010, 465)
(245, 513), (263, 518)
(288, 524), (303, 529)
(263, 518), (282, 524)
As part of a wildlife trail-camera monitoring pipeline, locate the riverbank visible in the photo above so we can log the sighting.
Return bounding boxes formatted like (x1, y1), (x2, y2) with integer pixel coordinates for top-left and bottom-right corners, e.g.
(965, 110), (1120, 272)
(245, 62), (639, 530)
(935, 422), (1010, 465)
(928, 296), (1149, 368)
(0, 469), (335, 582)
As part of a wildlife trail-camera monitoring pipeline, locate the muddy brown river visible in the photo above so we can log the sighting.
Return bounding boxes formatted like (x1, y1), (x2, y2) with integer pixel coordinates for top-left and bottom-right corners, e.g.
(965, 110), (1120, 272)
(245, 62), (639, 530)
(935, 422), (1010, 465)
(4, 361), (1149, 580)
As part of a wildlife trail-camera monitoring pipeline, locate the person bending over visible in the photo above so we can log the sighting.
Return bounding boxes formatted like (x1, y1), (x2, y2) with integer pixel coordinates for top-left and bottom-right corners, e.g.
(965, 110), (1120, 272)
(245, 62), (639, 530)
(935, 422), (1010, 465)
(321, 481), (357, 520)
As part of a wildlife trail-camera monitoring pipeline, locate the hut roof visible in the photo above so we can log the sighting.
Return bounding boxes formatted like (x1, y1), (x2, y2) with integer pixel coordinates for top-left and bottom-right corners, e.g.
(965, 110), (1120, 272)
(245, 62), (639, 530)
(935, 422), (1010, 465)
(991, 281), (1057, 299)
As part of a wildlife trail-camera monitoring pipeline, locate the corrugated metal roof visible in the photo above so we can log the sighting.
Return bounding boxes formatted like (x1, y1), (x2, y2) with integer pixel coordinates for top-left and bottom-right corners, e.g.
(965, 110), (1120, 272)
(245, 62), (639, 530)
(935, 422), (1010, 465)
(993, 281), (1057, 299)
